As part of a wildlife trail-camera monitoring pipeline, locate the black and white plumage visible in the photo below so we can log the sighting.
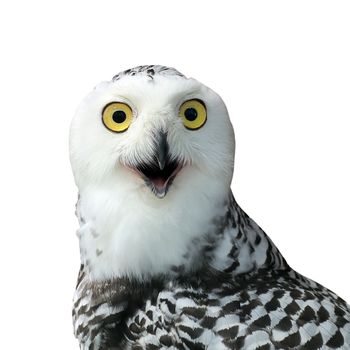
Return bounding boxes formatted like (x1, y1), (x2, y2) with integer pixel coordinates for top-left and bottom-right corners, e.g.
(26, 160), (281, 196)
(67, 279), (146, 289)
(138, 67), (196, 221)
(70, 65), (350, 349)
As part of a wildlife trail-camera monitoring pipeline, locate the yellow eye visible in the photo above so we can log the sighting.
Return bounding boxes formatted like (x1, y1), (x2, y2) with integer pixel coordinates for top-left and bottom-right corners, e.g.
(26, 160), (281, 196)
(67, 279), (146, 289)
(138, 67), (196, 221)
(102, 102), (133, 133)
(179, 99), (207, 130)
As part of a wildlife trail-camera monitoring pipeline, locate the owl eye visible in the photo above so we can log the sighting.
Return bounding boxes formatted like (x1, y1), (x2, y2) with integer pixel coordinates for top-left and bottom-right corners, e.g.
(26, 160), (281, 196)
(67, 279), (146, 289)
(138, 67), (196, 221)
(179, 99), (207, 130)
(102, 102), (133, 133)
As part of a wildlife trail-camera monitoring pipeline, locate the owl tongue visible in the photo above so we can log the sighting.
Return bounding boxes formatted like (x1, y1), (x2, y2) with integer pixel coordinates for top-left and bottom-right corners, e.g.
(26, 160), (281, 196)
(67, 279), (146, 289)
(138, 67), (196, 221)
(134, 158), (181, 198)
(151, 176), (167, 190)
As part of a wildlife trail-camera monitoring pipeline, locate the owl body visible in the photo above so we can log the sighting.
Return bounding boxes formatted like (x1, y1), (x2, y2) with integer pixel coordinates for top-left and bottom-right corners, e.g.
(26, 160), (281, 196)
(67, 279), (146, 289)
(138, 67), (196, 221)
(123, 270), (349, 350)
(70, 66), (350, 349)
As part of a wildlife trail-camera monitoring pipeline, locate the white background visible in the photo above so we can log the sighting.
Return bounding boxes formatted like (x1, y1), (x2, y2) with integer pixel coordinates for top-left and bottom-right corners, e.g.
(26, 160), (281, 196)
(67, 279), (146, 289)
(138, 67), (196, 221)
(0, 1), (349, 349)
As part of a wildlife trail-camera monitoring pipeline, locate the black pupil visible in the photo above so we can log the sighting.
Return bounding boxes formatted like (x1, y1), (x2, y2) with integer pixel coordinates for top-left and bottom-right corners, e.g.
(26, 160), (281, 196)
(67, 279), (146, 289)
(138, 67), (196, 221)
(112, 110), (127, 123)
(184, 108), (198, 121)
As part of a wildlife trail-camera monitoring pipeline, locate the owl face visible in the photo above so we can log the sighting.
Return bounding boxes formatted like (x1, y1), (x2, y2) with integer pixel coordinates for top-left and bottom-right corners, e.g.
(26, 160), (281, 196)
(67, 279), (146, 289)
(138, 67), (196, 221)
(70, 67), (235, 201)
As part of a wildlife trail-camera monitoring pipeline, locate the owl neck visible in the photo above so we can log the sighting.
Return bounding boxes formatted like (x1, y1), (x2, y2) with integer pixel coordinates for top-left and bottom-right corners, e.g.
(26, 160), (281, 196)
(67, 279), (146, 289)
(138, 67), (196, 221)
(75, 187), (287, 282)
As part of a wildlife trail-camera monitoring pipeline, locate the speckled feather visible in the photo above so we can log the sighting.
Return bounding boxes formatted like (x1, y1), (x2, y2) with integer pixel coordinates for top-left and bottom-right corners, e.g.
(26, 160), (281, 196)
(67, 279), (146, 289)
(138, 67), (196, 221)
(73, 194), (350, 350)
(71, 66), (350, 350)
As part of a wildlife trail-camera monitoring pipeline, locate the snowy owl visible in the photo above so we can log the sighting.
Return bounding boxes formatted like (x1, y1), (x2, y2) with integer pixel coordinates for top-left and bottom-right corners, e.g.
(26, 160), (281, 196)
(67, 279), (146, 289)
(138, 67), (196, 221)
(70, 65), (350, 350)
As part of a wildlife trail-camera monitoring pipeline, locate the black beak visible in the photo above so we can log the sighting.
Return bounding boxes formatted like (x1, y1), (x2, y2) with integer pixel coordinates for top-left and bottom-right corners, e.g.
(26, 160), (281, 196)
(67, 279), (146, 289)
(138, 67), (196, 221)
(131, 130), (183, 198)
(155, 131), (169, 170)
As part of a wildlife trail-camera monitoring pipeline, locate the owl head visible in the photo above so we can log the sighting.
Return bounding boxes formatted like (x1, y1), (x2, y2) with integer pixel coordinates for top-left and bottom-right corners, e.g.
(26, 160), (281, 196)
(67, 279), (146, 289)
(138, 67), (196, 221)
(70, 65), (235, 203)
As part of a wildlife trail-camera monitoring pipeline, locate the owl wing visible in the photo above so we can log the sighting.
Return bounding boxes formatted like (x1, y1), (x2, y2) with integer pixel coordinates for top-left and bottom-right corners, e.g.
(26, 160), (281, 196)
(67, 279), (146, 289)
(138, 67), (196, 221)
(72, 265), (128, 350)
(126, 270), (350, 349)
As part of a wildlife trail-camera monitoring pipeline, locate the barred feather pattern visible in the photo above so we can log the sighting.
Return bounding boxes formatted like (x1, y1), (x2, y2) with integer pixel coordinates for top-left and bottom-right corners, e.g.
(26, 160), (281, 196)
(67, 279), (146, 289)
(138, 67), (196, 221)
(72, 193), (350, 349)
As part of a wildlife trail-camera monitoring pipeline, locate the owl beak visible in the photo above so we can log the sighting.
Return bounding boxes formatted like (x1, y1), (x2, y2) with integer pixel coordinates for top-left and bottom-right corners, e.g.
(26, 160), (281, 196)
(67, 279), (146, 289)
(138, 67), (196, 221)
(130, 131), (183, 198)
(155, 131), (168, 171)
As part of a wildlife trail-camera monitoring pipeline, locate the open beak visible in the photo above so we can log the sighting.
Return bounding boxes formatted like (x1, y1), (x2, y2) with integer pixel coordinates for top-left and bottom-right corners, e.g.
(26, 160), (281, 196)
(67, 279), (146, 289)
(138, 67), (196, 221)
(130, 131), (183, 198)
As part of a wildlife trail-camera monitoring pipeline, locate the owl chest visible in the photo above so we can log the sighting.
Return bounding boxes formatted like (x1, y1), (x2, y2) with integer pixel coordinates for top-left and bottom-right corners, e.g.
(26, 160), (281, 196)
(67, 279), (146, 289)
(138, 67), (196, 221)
(77, 218), (203, 283)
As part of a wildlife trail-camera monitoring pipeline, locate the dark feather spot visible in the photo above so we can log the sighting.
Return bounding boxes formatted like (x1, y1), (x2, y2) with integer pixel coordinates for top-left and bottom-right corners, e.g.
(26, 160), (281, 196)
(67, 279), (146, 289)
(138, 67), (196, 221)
(223, 300), (240, 313)
(275, 316), (293, 331)
(234, 336), (246, 349)
(200, 316), (217, 329)
(254, 234), (262, 245)
(255, 345), (271, 350)
(285, 301), (301, 315)
(242, 299), (261, 315)
(182, 306), (206, 319)
(159, 334), (173, 346)
(129, 323), (141, 334)
(96, 249), (103, 257)
(224, 261), (240, 273)
(146, 310), (153, 321)
(182, 338), (205, 350)
(265, 297), (280, 312)
(334, 305), (346, 317)
(207, 298), (220, 306)
(326, 330), (344, 348)
(279, 331), (301, 347)
(317, 305), (329, 323)
(273, 290), (285, 298)
(145, 345), (159, 350)
(146, 325), (155, 334)
(290, 289), (303, 299)
(303, 333), (323, 350)
(218, 325), (239, 338)
(302, 290), (314, 301)
(299, 305), (316, 323)
(139, 317), (146, 327)
(251, 314), (271, 328)
(159, 298), (176, 314)
(335, 316), (348, 328)
(240, 291), (250, 302)
(178, 325), (204, 339)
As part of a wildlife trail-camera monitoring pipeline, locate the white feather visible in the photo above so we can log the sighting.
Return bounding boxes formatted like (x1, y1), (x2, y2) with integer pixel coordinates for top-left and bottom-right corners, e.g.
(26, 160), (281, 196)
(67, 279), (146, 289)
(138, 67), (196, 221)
(69, 73), (235, 281)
